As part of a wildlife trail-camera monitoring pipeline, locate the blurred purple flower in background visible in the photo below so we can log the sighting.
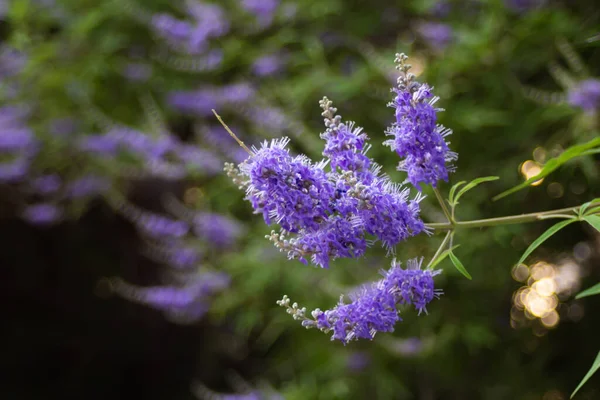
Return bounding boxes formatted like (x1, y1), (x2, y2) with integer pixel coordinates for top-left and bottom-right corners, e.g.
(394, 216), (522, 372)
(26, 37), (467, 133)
(66, 175), (111, 198)
(431, 0), (451, 18)
(193, 212), (244, 248)
(30, 174), (62, 195)
(416, 22), (453, 51)
(252, 54), (284, 77)
(346, 351), (371, 372)
(22, 203), (63, 225)
(0, 46), (27, 78)
(49, 117), (78, 138)
(568, 79), (600, 113)
(241, 0), (280, 27)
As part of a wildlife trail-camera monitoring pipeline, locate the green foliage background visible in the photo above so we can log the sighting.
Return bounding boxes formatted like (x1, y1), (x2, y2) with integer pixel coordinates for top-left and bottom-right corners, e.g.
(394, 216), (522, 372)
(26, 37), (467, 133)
(3, 0), (600, 399)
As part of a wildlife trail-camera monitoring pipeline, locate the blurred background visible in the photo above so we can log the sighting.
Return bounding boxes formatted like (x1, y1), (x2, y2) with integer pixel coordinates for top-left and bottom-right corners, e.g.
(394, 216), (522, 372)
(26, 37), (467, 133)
(1, 0), (600, 399)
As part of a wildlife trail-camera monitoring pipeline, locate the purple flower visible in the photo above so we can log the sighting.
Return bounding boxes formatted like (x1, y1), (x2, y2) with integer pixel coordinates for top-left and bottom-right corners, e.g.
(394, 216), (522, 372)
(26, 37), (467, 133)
(152, 14), (193, 42)
(220, 83), (255, 104)
(31, 174), (62, 194)
(346, 351), (371, 371)
(252, 54), (284, 76)
(384, 53), (456, 189)
(0, 127), (35, 152)
(240, 137), (335, 232)
(321, 120), (371, 174)
(111, 271), (229, 322)
(167, 88), (218, 116)
(417, 22), (453, 51)
(0, 46), (27, 78)
(65, 175), (111, 198)
(241, 0), (279, 26)
(137, 213), (190, 239)
(431, 1), (451, 18)
(175, 144), (223, 174)
(0, 155), (31, 183)
(568, 79), (600, 113)
(22, 203), (63, 225)
(77, 134), (120, 156)
(193, 212), (244, 247)
(300, 258), (442, 344)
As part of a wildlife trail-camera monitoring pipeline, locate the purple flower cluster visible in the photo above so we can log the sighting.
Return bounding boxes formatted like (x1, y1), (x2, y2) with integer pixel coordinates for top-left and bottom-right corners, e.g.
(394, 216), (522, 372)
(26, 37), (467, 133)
(385, 53), (456, 189)
(230, 97), (424, 268)
(504, 0), (546, 13)
(417, 22), (454, 51)
(252, 53), (285, 77)
(567, 79), (600, 113)
(241, 0), (280, 28)
(280, 258), (442, 344)
(168, 83), (255, 117)
(152, 1), (229, 56)
(111, 270), (230, 324)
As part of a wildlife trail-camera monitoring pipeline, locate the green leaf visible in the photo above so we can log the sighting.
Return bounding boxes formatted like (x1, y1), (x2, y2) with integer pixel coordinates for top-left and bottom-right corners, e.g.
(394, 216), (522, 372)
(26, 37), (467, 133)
(517, 219), (576, 265)
(579, 198), (600, 216)
(571, 350), (600, 398)
(429, 245), (461, 270)
(575, 283), (600, 299)
(448, 181), (467, 205)
(449, 252), (472, 280)
(493, 136), (600, 201)
(453, 176), (499, 204)
(583, 215), (600, 232)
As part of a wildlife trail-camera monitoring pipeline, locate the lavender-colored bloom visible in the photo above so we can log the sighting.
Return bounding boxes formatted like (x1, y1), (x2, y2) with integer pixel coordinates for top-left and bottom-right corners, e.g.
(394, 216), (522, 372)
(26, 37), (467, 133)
(202, 125), (249, 163)
(306, 258), (441, 344)
(111, 271), (229, 321)
(417, 22), (453, 51)
(220, 83), (255, 104)
(287, 215), (367, 268)
(167, 88), (217, 116)
(193, 212), (244, 247)
(152, 14), (193, 42)
(568, 79), (600, 113)
(385, 54), (456, 189)
(31, 174), (62, 195)
(0, 155), (32, 182)
(241, 0), (279, 25)
(122, 62), (153, 82)
(137, 213), (190, 239)
(249, 106), (288, 132)
(65, 175), (111, 198)
(175, 144), (223, 174)
(321, 121), (371, 173)
(0, 127), (35, 151)
(347, 351), (371, 371)
(241, 138), (335, 232)
(252, 54), (283, 76)
(22, 203), (63, 225)
(77, 134), (120, 156)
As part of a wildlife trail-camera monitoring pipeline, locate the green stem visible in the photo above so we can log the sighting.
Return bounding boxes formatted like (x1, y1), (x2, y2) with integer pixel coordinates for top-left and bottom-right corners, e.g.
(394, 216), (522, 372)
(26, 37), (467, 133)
(426, 230), (453, 269)
(425, 205), (581, 231)
(433, 187), (453, 223)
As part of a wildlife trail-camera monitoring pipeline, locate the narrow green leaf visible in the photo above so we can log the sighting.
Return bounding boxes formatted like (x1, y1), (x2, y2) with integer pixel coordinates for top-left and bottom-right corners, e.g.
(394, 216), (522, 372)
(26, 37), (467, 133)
(493, 136), (600, 201)
(580, 198), (600, 216)
(454, 176), (499, 204)
(518, 219), (576, 265)
(429, 245), (461, 270)
(575, 283), (600, 299)
(583, 215), (600, 232)
(449, 252), (472, 280)
(448, 181), (466, 205)
(571, 350), (600, 398)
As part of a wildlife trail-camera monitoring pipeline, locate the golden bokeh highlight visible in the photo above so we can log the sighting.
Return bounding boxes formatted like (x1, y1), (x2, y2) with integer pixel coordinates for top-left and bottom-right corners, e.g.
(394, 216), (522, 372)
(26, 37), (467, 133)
(510, 259), (582, 330)
(520, 160), (544, 186)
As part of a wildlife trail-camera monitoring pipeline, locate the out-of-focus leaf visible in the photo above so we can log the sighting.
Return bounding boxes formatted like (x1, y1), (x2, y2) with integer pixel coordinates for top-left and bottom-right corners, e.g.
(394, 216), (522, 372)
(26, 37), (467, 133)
(575, 283), (600, 299)
(583, 215), (600, 232)
(571, 350), (600, 398)
(517, 219), (576, 265)
(494, 135), (600, 201)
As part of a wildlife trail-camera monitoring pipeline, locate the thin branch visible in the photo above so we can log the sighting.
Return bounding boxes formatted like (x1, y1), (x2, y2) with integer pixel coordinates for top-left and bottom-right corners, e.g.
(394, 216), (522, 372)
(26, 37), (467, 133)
(212, 109), (253, 156)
